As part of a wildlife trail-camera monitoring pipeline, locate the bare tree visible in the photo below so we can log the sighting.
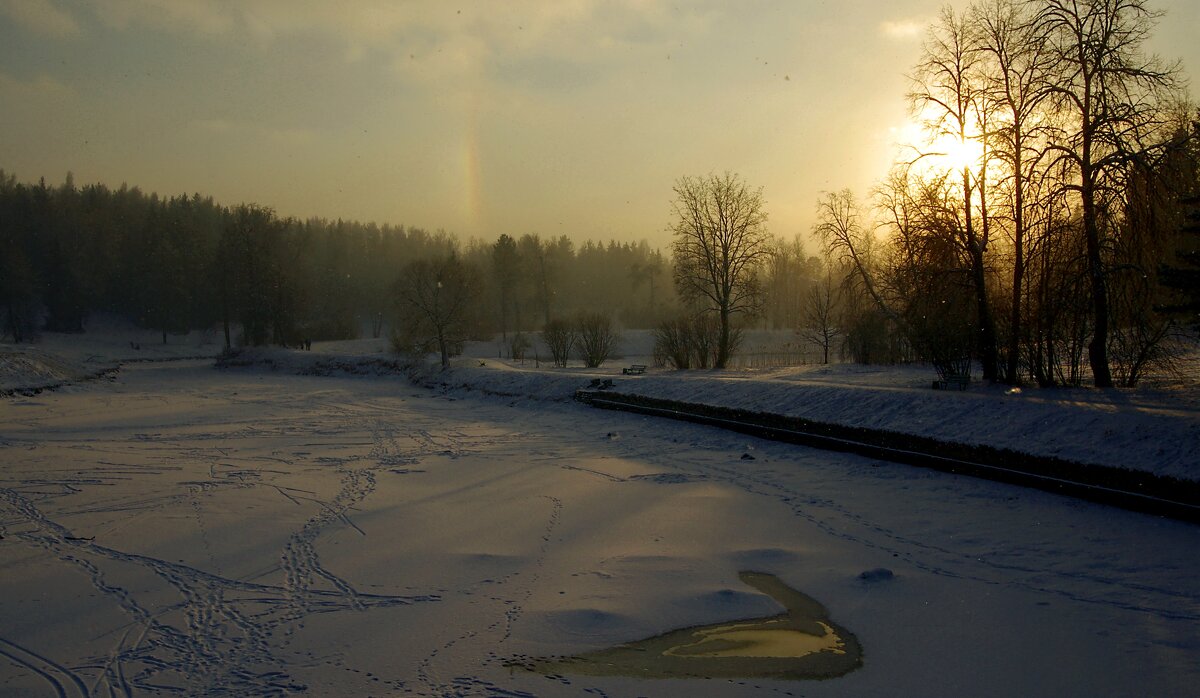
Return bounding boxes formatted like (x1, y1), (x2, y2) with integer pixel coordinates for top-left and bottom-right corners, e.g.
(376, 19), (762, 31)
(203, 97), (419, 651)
(763, 235), (814, 330)
(669, 172), (771, 369)
(909, 5), (1000, 381)
(576, 312), (620, 368)
(653, 315), (695, 369)
(974, 0), (1057, 383)
(1036, 0), (1184, 386)
(799, 270), (840, 365)
(391, 255), (478, 369)
(541, 318), (577, 368)
(814, 189), (897, 321)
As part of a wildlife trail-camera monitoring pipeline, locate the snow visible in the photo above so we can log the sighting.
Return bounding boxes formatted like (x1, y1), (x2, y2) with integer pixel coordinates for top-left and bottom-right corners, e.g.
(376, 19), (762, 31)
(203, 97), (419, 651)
(390, 331), (1200, 483)
(0, 322), (224, 394)
(2, 330), (1199, 697)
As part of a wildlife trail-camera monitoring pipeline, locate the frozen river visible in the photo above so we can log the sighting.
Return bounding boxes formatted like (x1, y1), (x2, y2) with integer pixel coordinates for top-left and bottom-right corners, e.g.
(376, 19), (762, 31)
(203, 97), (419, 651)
(2, 362), (1198, 697)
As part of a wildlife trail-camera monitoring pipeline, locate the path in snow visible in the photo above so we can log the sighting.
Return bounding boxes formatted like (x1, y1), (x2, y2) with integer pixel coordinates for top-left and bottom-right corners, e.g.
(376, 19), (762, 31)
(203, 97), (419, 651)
(1, 361), (1198, 697)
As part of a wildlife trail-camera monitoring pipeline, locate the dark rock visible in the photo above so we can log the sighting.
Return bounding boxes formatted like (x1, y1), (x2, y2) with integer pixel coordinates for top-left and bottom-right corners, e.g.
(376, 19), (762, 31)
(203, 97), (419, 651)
(859, 568), (895, 582)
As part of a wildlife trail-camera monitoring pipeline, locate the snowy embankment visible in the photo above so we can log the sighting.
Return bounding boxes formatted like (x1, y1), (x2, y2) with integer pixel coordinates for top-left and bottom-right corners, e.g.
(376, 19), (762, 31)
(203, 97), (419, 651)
(0, 323), (225, 396)
(208, 337), (1200, 487)
(0, 346), (108, 395)
(6, 330), (1198, 484)
(428, 365), (1199, 483)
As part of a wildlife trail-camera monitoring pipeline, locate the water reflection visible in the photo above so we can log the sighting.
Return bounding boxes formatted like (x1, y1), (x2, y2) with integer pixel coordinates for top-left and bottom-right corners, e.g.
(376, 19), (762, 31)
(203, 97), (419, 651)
(515, 571), (862, 681)
(662, 618), (845, 659)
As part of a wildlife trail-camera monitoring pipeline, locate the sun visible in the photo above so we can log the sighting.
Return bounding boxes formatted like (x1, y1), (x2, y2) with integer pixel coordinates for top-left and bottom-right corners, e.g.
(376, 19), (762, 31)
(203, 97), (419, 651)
(890, 107), (986, 178)
(936, 133), (985, 172)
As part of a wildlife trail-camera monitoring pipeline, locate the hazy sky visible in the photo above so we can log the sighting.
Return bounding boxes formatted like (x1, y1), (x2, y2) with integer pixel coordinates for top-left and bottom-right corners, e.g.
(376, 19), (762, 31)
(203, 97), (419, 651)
(2, 1), (1197, 248)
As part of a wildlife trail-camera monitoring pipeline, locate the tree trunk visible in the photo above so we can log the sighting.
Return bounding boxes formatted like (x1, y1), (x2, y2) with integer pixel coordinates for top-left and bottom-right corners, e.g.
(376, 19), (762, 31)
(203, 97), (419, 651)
(438, 332), (450, 370)
(970, 244), (999, 381)
(6, 299), (22, 343)
(1006, 156), (1025, 384)
(963, 167), (999, 382)
(1078, 104), (1115, 387)
(715, 305), (731, 369)
(221, 289), (232, 350)
(1080, 159), (1113, 387)
(1008, 242), (1024, 383)
(499, 287), (509, 341)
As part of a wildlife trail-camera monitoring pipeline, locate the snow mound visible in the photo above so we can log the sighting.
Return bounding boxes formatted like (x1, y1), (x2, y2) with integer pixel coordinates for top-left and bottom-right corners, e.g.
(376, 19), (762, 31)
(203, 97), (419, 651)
(216, 347), (409, 377)
(0, 346), (110, 394)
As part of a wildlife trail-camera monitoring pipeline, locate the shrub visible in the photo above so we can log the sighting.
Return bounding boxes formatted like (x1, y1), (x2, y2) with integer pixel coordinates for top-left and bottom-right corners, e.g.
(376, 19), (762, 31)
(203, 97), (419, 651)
(653, 317), (694, 369)
(576, 312), (620, 368)
(510, 332), (531, 361)
(542, 319), (577, 368)
(653, 313), (737, 369)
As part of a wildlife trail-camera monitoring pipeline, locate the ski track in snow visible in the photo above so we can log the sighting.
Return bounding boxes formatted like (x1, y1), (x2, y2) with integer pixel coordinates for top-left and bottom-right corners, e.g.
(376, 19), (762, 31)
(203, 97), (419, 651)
(2, 360), (1198, 697)
(0, 366), (579, 697)
(0, 385), (452, 696)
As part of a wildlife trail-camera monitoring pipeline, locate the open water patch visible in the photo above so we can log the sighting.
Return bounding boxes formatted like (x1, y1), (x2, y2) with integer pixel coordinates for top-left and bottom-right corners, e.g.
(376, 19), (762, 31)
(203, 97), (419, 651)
(511, 571), (861, 681)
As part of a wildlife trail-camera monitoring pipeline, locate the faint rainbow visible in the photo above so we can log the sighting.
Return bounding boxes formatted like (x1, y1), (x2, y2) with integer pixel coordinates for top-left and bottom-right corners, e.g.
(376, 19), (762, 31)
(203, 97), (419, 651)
(462, 94), (483, 232)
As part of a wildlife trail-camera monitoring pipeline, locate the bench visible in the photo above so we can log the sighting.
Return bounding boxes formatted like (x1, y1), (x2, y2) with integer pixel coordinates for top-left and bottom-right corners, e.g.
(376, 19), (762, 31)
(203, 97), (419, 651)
(622, 364), (647, 375)
(932, 356), (971, 391)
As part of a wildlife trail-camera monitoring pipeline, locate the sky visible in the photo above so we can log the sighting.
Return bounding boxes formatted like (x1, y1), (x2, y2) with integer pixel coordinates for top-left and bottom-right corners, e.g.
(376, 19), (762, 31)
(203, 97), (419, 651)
(2, 1), (1197, 249)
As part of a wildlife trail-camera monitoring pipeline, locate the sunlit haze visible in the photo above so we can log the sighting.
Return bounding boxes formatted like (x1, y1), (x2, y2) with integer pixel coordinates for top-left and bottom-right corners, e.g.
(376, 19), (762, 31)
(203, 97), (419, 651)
(2, 0), (1197, 247)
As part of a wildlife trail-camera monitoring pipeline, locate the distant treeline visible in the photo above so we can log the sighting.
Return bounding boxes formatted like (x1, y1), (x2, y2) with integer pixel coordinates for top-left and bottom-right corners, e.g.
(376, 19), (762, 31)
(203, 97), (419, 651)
(0, 170), (704, 346)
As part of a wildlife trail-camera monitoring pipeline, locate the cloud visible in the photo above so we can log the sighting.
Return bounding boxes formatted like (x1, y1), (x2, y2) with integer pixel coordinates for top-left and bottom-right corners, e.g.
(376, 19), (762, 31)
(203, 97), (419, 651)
(267, 126), (317, 146)
(0, 0), (82, 37)
(191, 118), (236, 133)
(878, 18), (925, 41)
(92, 0), (233, 35)
(190, 118), (316, 145)
(0, 70), (74, 100)
(83, 1), (713, 91)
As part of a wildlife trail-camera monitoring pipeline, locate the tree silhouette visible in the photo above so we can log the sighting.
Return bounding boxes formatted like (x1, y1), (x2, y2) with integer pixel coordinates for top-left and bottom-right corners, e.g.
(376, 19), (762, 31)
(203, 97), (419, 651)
(1037, 0), (1183, 386)
(909, 5), (1000, 381)
(392, 255), (478, 369)
(669, 172), (771, 369)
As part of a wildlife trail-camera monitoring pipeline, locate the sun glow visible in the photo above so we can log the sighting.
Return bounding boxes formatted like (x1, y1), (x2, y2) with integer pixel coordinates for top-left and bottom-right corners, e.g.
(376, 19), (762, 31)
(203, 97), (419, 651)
(937, 134), (984, 172)
(891, 102), (987, 180)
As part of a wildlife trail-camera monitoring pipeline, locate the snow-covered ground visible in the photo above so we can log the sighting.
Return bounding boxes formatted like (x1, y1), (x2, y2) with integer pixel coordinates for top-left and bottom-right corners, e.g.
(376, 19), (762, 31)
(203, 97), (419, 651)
(310, 330), (1200, 483)
(2, 330), (1199, 697)
(0, 324), (224, 395)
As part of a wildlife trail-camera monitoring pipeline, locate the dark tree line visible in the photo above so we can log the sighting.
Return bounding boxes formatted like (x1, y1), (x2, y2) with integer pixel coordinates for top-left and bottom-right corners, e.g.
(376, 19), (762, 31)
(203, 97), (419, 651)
(0, 170), (677, 349)
(0, 171), (464, 347)
(478, 233), (671, 339)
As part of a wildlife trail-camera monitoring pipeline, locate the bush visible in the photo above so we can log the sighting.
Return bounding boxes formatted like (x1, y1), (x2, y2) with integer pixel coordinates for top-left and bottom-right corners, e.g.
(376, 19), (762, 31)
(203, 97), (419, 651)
(653, 317), (694, 369)
(843, 307), (902, 364)
(510, 332), (531, 361)
(653, 313), (736, 369)
(576, 312), (620, 368)
(541, 319), (577, 368)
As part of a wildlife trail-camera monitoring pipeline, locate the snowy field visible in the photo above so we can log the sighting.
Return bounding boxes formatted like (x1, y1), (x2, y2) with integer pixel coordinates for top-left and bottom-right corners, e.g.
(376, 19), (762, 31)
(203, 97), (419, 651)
(2, 330), (1199, 697)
